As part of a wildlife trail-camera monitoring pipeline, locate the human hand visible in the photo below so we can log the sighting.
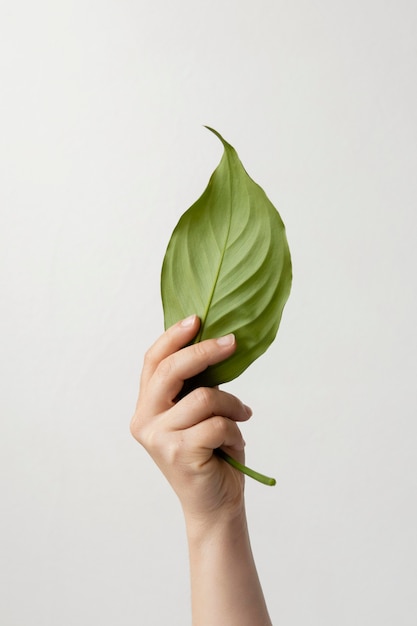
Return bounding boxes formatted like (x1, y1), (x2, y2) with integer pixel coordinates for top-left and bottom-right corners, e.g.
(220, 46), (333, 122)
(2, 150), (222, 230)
(130, 315), (252, 524)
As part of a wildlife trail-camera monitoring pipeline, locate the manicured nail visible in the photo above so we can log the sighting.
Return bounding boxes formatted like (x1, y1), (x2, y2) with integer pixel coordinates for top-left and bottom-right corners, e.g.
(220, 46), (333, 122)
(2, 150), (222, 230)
(180, 315), (197, 327)
(216, 333), (235, 347)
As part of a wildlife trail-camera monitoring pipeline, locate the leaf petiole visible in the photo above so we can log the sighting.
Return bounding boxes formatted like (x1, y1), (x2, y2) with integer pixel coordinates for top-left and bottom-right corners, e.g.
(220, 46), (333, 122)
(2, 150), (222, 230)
(215, 448), (276, 486)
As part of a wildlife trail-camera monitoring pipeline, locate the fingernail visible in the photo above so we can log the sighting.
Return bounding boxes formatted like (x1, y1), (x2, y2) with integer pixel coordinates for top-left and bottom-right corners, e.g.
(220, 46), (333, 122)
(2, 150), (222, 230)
(244, 404), (253, 417)
(216, 333), (235, 347)
(180, 315), (196, 328)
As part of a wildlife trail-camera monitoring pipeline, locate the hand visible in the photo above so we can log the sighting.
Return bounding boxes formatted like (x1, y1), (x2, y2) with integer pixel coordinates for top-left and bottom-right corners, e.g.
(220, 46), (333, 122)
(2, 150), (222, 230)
(130, 315), (252, 523)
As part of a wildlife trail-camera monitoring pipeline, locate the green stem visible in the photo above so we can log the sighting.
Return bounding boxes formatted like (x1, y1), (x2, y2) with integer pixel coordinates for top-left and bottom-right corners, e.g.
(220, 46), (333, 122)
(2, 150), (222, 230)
(215, 448), (276, 486)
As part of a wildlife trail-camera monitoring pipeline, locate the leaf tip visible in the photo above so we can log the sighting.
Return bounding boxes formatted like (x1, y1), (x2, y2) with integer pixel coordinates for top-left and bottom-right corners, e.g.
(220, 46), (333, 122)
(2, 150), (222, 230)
(203, 125), (230, 149)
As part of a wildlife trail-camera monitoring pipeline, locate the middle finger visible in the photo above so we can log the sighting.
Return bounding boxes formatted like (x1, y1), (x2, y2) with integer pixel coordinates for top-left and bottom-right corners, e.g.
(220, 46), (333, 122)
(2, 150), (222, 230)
(168, 387), (252, 430)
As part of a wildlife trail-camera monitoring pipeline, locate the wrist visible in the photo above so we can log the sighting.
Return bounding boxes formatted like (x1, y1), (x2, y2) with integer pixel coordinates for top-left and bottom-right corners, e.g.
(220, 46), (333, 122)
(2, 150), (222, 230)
(183, 499), (248, 547)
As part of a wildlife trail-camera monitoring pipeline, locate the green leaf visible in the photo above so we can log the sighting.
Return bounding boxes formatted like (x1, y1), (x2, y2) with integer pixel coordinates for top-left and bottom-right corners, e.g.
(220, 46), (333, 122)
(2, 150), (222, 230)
(161, 127), (292, 389)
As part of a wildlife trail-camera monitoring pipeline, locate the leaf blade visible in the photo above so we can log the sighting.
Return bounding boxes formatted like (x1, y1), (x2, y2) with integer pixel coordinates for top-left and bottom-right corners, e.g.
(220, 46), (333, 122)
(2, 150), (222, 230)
(161, 128), (292, 388)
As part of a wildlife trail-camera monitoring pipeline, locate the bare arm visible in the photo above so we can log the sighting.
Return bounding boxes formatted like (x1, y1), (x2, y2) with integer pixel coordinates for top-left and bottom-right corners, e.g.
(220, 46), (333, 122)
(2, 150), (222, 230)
(130, 315), (272, 626)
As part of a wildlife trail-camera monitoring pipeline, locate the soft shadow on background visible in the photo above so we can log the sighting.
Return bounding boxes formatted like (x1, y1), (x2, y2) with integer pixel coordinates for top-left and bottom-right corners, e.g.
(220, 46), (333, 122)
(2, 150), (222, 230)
(1, 1), (416, 624)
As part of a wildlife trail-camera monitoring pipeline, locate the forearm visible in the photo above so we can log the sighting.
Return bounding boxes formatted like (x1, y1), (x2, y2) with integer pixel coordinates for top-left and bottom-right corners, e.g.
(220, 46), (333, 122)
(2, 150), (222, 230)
(185, 505), (272, 626)
(132, 320), (271, 624)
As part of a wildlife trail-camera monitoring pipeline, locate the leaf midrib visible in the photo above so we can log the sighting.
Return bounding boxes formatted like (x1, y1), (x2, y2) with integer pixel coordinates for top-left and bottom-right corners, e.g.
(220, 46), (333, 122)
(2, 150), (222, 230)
(195, 148), (234, 343)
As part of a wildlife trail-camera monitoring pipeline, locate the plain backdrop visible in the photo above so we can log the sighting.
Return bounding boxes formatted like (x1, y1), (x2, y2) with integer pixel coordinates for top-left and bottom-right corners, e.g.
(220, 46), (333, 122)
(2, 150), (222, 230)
(1, 1), (416, 624)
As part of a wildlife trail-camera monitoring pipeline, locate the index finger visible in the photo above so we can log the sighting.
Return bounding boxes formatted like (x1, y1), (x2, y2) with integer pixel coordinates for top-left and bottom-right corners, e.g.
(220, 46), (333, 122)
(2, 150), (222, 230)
(145, 333), (237, 414)
(140, 315), (200, 389)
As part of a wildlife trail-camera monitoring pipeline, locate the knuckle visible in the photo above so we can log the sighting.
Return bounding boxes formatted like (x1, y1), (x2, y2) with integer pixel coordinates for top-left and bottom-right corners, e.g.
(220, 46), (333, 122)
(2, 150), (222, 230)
(129, 411), (145, 444)
(131, 419), (160, 453)
(156, 354), (175, 380)
(143, 346), (156, 368)
(164, 434), (185, 466)
(193, 386), (214, 412)
(211, 415), (228, 437)
(193, 341), (209, 360)
(130, 406), (156, 450)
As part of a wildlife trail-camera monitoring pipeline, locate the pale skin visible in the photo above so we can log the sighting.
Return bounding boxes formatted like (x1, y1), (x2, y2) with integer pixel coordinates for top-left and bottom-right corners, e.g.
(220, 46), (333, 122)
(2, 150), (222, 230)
(130, 314), (273, 626)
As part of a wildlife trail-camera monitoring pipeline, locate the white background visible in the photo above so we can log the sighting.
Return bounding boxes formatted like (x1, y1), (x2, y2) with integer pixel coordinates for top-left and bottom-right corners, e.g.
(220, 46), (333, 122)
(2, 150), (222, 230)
(1, 1), (416, 624)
